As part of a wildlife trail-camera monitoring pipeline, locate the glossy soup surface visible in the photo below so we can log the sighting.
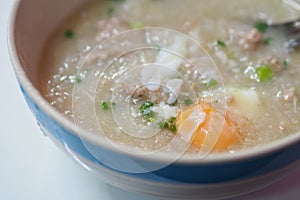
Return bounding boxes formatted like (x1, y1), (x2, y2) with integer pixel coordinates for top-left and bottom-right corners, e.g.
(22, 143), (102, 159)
(40, 0), (300, 154)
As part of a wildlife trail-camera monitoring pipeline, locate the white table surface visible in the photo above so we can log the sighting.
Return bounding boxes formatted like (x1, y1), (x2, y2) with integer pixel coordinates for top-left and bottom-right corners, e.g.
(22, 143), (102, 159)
(1, 0), (300, 199)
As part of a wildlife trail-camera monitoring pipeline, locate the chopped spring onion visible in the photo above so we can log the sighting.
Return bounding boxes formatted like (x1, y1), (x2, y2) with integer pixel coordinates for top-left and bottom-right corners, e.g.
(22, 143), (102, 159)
(140, 101), (155, 121)
(100, 101), (116, 110)
(158, 119), (177, 133)
(282, 60), (289, 70)
(107, 7), (115, 15)
(101, 101), (109, 110)
(158, 122), (169, 129)
(216, 39), (226, 47)
(148, 117), (156, 123)
(205, 78), (218, 88)
(256, 65), (273, 82)
(140, 101), (154, 114)
(184, 98), (193, 106)
(64, 29), (74, 39)
(263, 37), (272, 45)
(74, 78), (82, 83)
(254, 22), (267, 33)
(144, 110), (155, 118)
(169, 117), (176, 124)
(170, 125), (177, 133)
(69, 76), (82, 84)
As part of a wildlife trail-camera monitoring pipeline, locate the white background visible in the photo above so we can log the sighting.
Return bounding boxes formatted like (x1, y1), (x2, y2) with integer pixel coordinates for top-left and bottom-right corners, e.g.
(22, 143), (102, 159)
(1, 0), (300, 199)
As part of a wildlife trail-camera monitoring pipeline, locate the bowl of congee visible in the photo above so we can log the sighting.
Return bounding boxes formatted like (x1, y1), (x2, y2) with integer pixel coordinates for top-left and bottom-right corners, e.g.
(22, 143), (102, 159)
(9, 0), (300, 198)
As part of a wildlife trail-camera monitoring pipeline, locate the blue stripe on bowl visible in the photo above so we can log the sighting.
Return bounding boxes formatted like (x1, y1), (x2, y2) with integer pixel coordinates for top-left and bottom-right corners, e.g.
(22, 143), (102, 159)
(19, 84), (300, 184)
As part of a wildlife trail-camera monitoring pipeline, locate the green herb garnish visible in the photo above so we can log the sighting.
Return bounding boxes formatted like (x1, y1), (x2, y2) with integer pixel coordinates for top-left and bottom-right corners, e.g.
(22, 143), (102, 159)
(148, 117), (155, 123)
(144, 110), (155, 118)
(140, 101), (155, 121)
(140, 101), (154, 114)
(101, 101), (110, 110)
(69, 76), (82, 84)
(256, 65), (273, 82)
(169, 117), (176, 124)
(64, 29), (74, 39)
(158, 122), (169, 129)
(74, 77), (82, 83)
(216, 39), (226, 47)
(205, 78), (218, 88)
(107, 7), (115, 15)
(184, 98), (193, 106)
(254, 22), (267, 33)
(263, 37), (272, 45)
(158, 119), (177, 133)
(282, 59), (290, 71)
(170, 125), (177, 133)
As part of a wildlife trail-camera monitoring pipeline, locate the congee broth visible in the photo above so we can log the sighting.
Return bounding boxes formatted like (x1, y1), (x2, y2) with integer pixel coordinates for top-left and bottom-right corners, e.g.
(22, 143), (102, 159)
(40, 0), (300, 154)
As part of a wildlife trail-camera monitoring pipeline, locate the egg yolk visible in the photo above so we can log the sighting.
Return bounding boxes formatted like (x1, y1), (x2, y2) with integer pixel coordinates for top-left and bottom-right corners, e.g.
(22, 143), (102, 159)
(176, 102), (239, 151)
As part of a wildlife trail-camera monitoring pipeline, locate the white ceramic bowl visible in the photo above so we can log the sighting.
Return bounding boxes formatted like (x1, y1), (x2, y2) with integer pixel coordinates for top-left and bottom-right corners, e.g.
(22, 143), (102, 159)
(8, 0), (300, 199)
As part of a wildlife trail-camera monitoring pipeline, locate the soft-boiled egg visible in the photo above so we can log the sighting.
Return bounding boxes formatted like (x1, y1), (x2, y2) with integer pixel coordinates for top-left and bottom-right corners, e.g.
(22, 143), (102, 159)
(176, 102), (240, 151)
